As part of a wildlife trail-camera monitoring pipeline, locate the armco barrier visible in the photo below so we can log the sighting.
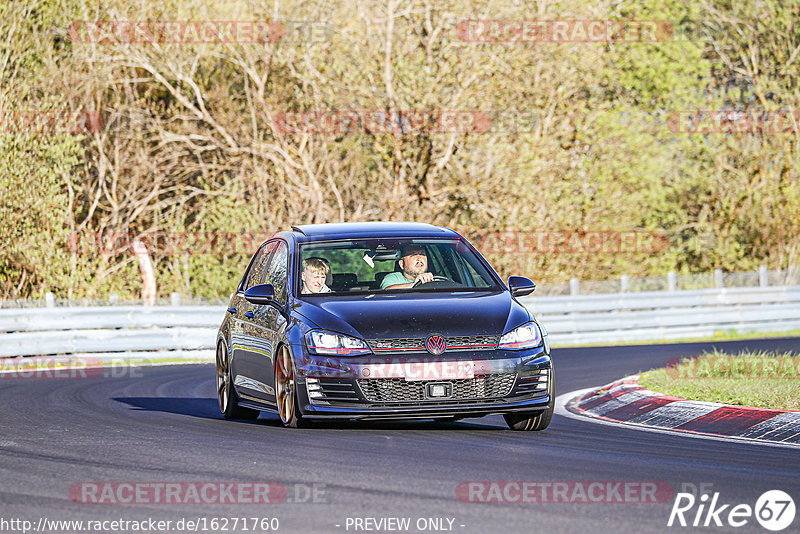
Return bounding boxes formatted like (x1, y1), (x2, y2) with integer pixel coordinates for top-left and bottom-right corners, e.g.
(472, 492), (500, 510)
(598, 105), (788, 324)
(0, 306), (223, 359)
(519, 285), (800, 345)
(1, 285), (799, 358)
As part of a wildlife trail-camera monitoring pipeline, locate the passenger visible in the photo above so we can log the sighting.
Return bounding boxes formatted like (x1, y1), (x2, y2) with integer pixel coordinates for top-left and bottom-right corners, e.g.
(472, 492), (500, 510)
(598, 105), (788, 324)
(380, 244), (434, 289)
(301, 257), (332, 294)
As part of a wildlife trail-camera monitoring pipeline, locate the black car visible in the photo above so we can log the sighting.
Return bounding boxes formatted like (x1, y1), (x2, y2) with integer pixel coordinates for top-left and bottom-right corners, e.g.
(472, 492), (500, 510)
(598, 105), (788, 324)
(216, 222), (553, 430)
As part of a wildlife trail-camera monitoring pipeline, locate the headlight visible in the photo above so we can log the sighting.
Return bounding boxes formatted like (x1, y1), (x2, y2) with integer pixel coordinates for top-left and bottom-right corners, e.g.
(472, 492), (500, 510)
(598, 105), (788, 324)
(305, 330), (372, 356)
(498, 322), (542, 350)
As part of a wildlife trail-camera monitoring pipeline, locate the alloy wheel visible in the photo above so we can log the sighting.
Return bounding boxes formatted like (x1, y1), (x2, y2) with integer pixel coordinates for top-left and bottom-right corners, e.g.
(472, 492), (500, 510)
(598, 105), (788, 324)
(216, 342), (230, 413)
(275, 346), (295, 424)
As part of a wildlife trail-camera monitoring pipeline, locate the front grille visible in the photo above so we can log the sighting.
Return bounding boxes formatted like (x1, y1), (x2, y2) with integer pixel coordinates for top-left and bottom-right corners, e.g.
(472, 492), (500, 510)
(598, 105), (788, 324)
(356, 373), (517, 403)
(367, 338), (426, 351)
(367, 335), (499, 353)
(446, 335), (499, 350)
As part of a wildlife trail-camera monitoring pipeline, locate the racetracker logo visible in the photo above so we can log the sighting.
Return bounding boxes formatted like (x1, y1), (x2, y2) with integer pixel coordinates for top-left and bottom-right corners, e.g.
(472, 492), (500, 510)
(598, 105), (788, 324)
(457, 481), (674, 503)
(667, 110), (800, 134)
(70, 482), (327, 505)
(668, 490), (796, 530)
(358, 359), (480, 381)
(0, 356), (104, 379)
(455, 20), (673, 42)
(664, 354), (800, 380)
(468, 230), (670, 255)
(70, 482), (286, 504)
(0, 111), (102, 134)
(67, 230), (278, 256)
(271, 110), (491, 135)
(68, 21), (289, 44)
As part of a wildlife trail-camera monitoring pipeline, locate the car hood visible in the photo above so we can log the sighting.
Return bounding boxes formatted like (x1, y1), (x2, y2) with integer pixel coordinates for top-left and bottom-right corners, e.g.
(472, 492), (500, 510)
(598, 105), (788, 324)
(292, 291), (530, 339)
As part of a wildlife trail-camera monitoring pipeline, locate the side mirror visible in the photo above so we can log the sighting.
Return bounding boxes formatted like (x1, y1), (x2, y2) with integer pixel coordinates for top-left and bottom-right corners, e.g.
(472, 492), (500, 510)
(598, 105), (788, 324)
(508, 276), (536, 297)
(244, 283), (276, 305)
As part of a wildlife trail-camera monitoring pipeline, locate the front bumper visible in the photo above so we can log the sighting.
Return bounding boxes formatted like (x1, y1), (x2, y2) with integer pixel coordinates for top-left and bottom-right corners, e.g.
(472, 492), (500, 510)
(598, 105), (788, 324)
(291, 345), (552, 420)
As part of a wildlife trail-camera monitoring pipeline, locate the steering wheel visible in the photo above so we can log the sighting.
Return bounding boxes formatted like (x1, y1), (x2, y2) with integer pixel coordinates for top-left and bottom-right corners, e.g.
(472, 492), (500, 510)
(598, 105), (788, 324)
(412, 275), (455, 288)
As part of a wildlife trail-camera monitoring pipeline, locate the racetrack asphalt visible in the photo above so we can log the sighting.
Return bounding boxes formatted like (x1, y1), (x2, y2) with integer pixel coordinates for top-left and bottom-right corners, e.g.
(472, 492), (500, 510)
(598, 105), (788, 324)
(1, 337), (799, 534)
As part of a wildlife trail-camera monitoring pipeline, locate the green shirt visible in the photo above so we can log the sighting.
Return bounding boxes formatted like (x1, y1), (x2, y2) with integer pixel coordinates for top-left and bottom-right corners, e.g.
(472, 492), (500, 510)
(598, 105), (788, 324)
(380, 271), (413, 289)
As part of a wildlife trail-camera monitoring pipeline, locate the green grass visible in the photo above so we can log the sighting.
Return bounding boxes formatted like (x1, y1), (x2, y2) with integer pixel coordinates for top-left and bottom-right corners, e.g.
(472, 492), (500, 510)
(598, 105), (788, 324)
(638, 349), (800, 411)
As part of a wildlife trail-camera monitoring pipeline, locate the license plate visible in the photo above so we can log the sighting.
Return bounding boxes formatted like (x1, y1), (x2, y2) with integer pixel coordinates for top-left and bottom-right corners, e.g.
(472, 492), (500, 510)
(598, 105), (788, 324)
(360, 360), (475, 381)
(405, 361), (474, 381)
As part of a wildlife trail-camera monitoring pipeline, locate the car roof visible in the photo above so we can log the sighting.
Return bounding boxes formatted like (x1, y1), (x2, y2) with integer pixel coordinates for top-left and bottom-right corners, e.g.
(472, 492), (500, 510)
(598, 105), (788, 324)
(291, 222), (459, 242)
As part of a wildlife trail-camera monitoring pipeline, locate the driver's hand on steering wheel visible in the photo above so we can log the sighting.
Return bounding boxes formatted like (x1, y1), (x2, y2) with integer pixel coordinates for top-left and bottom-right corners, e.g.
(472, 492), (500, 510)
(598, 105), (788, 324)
(415, 272), (434, 284)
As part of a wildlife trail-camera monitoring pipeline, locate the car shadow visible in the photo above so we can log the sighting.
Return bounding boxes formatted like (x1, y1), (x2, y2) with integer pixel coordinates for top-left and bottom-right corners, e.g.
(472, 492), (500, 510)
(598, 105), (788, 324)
(321, 419), (506, 431)
(113, 396), (506, 430)
(113, 397), (271, 426)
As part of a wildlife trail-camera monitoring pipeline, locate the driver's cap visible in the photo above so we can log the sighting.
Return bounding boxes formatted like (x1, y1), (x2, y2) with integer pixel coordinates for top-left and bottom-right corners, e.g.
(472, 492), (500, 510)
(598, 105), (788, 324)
(399, 244), (426, 258)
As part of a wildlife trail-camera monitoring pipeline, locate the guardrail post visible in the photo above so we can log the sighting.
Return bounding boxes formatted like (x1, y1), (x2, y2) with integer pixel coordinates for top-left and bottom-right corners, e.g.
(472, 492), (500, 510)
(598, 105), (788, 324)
(620, 275), (630, 293)
(45, 292), (55, 308)
(171, 292), (181, 306)
(570, 278), (579, 296)
(759, 265), (768, 287)
(667, 271), (677, 292)
(109, 293), (118, 305)
(714, 269), (724, 288)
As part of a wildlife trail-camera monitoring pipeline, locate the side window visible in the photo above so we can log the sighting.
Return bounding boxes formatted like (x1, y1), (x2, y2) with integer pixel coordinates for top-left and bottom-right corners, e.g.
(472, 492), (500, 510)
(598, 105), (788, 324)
(245, 242), (277, 290)
(263, 241), (288, 302)
(238, 246), (262, 292)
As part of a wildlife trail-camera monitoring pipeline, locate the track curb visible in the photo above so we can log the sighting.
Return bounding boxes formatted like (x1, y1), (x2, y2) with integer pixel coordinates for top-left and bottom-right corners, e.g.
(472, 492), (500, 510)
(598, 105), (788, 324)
(567, 375), (800, 445)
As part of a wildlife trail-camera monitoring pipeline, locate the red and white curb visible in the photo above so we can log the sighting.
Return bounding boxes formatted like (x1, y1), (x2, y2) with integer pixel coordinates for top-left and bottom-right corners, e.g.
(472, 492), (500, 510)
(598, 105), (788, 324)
(564, 375), (800, 446)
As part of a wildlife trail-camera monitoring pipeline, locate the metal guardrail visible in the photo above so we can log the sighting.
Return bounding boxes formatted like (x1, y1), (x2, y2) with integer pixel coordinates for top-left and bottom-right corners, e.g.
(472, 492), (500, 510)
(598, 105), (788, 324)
(0, 305), (222, 358)
(1, 285), (799, 358)
(523, 286), (800, 313)
(520, 285), (800, 344)
(0, 306), (220, 333)
(534, 265), (800, 296)
(1, 327), (215, 358)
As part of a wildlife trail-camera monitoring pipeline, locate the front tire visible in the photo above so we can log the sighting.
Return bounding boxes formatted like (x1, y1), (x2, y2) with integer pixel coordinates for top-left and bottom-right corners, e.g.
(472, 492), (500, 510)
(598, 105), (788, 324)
(217, 341), (260, 420)
(274, 345), (312, 428)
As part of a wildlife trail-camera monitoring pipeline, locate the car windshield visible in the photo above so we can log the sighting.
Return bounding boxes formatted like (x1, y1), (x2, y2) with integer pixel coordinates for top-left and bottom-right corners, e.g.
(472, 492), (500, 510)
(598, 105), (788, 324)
(296, 238), (501, 295)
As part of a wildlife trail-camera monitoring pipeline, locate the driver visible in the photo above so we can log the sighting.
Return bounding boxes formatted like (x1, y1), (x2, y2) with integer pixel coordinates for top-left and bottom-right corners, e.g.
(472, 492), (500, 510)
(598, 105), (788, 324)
(380, 244), (434, 289)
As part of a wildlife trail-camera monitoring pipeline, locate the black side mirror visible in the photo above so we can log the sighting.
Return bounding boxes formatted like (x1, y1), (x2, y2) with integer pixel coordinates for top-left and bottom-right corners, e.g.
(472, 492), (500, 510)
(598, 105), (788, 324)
(244, 283), (276, 305)
(508, 276), (536, 297)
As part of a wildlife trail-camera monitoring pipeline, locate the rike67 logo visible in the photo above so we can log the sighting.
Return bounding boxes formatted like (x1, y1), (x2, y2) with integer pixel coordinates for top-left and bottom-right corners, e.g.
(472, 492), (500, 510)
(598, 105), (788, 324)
(668, 490), (795, 531)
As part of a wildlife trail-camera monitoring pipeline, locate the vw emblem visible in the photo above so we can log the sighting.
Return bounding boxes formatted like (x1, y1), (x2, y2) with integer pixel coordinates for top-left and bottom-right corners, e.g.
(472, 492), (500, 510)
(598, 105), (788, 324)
(425, 335), (446, 355)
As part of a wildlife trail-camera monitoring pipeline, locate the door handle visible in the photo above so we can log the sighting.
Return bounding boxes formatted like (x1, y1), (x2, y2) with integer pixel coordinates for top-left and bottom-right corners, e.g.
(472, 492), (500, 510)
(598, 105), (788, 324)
(244, 311), (255, 319)
(227, 307), (237, 314)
